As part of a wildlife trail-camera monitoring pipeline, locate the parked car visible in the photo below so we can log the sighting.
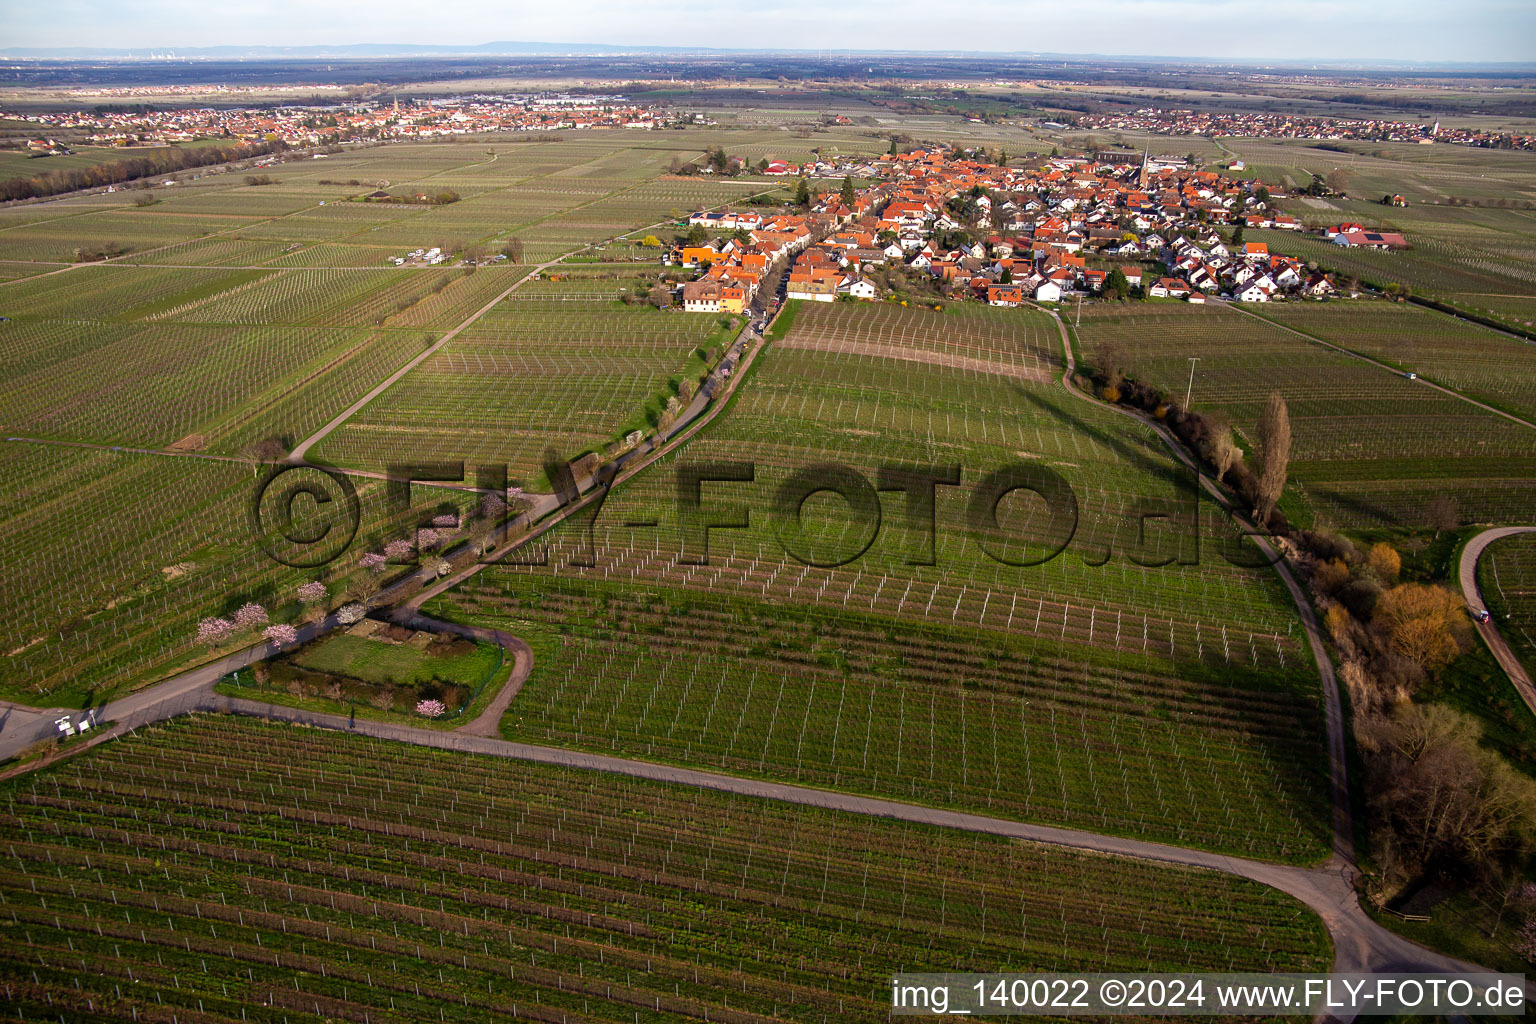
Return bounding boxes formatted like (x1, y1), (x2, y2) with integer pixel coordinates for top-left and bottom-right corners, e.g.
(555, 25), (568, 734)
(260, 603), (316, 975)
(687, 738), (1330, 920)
(1475, 608), (1492, 623)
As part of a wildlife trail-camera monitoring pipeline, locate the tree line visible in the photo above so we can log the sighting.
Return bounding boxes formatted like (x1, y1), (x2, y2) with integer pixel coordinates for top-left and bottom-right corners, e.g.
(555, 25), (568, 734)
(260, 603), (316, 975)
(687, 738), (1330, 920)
(0, 138), (290, 202)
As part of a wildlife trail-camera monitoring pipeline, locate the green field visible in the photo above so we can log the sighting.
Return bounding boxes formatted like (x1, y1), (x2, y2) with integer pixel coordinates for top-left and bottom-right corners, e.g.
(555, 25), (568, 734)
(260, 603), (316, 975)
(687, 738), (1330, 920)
(0, 136), (781, 703)
(1257, 299), (1536, 423)
(421, 301), (1332, 861)
(0, 715), (1333, 1023)
(1480, 532), (1536, 682)
(293, 631), (500, 687)
(1073, 302), (1536, 530)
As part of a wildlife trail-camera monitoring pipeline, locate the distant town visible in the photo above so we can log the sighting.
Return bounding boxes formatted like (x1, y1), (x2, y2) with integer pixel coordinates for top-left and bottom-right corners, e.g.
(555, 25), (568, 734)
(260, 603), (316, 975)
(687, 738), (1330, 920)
(668, 146), (1375, 312)
(6, 94), (664, 149)
(1074, 107), (1536, 151)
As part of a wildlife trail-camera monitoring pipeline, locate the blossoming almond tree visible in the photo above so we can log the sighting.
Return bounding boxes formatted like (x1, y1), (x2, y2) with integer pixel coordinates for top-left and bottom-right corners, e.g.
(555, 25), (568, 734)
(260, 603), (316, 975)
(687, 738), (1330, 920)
(233, 602), (268, 631)
(195, 617), (233, 648)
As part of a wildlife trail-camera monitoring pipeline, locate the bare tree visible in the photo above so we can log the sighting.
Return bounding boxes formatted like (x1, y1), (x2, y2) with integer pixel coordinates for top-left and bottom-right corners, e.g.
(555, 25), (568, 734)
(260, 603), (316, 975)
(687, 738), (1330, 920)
(1255, 391), (1291, 527)
(1426, 494), (1460, 538)
(1094, 338), (1130, 386)
(1362, 703), (1536, 884)
(1199, 411), (1240, 481)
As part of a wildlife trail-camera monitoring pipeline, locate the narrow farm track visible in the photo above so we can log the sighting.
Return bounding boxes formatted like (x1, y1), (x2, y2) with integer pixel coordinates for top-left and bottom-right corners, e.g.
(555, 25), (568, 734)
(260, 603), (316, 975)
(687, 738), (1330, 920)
(285, 201), (748, 463)
(1223, 299), (1536, 433)
(394, 614), (534, 737)
(1459, 526), (1536, 719)
(287, 262), (548, 461)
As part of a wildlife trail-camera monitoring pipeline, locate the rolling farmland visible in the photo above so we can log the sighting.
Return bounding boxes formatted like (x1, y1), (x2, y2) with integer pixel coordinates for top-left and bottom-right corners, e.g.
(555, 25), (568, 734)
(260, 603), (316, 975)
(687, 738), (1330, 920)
(1073, 302), (1536, 529)
(0, 715), (1333, 1023)
(0, 136), (780, 703)
(424, 301), (1333, 861)
(1259, 299), (1536, 422)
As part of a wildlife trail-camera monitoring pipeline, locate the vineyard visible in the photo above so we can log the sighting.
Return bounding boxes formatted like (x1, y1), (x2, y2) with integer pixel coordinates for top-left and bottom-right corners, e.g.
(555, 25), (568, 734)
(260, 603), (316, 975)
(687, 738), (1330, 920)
(311, 269), (741, 484)
(0, 444), (480, 705)
(565, 302), (1309, 654)
(0, 135), (787, 705)
(1072, 302), (1536, 529)
(1253, 197), (1536, 330)
(429, 573), (1331, 862)
(1259, 299), (1536, 422)
(409, 301), (1334, 861)
(1480, 532), (1536, 682)
(0, 715), (1332, 1023)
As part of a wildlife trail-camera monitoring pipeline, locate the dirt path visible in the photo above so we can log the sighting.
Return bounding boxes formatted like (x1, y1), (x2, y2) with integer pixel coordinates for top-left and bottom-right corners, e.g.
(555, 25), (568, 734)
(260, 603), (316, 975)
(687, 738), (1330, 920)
(388, 611), (533, 738)
(1459, 526), (1536, 719)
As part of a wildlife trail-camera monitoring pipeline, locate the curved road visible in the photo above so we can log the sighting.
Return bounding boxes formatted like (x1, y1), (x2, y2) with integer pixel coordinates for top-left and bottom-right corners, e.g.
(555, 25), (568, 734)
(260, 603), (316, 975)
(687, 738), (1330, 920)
(1459, 526), (1536, 719)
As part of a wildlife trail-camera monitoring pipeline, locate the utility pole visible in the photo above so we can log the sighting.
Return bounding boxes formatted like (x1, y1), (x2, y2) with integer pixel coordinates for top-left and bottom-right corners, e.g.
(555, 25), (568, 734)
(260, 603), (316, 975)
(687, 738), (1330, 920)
(1185, 356), (1201, 407)
(1075, 292), (1082, 328)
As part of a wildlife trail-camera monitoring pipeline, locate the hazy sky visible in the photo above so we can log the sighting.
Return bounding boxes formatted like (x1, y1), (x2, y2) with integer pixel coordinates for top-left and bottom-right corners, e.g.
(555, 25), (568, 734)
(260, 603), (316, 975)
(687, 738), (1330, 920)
(8, 0), (1535, 63)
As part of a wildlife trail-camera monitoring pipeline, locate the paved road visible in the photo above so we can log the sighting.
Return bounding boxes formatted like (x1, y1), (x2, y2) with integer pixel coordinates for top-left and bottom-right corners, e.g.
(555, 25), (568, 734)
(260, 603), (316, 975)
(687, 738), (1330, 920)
(0, 611), (341, 760)
(1459, 526), (1536, 719)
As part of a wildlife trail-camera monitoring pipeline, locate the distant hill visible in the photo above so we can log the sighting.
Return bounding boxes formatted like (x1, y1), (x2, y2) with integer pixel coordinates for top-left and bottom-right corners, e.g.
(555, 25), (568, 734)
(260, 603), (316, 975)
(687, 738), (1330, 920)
(1, 42), (1530, 70)
(0, 41), (713, 59)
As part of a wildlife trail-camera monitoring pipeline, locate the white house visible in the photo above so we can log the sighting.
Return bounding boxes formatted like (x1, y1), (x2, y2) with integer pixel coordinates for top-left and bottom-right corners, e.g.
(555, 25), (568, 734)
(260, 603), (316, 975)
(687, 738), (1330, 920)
(1034, 280), (1062, 303)
(837, 276), (878, 301)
